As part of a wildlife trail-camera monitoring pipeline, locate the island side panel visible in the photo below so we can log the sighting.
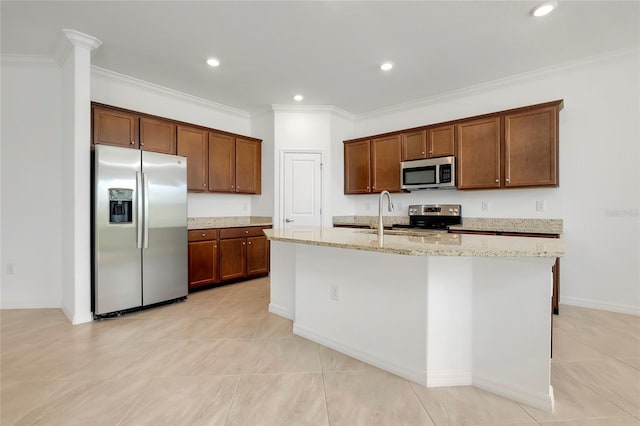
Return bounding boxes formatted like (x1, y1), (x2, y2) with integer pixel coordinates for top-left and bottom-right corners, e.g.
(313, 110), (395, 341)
(292, 244), (430, 384)
(268, 241), (296, 320)
(471, 256), (555, 412)
(425, 256), (474, 386)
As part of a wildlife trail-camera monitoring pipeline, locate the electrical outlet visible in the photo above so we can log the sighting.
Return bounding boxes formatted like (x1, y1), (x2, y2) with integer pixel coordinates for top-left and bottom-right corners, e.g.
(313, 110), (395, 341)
(536, 200), (545, 212)
(481, 201), (489, 212)
(6, 263), (15, 275)
(330, 285), (339, 301)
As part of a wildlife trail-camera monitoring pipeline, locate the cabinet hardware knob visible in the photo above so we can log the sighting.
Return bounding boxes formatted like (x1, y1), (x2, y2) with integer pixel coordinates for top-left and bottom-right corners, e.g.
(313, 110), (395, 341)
(248, 242), (252, 245)
(203, 183), (206, 186)
(130, 141), (135, 145)
(242, 242), (246, 245)
(495, 179), (499, 183)
(215, 245), (217, 248)
(506, 178), (510, 182)
(429, 151), (433, 154)
(422, 151), (425, 155)
(245, 230), (249, 234)
(140, 142), (144, 146)
(202, 233), (205, 237)
(231, 185), (234, 188)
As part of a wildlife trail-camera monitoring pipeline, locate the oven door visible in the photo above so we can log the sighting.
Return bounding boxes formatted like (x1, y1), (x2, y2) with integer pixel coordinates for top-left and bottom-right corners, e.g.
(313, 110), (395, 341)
(401, 164), (438, 189)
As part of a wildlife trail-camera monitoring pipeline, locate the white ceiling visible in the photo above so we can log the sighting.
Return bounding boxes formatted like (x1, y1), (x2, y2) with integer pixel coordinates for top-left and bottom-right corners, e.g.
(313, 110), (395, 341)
(2, 1), (638, 115)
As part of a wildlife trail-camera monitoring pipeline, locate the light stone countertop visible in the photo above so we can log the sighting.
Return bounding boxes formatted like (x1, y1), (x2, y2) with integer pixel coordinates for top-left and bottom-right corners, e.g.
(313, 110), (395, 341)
(333, 216), (562, 234)
(188, 216), (272, 230)
(264, 227), (565, 257)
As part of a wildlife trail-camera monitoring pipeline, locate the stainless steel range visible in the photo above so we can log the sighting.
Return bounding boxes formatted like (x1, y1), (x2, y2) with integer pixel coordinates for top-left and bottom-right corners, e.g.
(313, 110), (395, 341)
(393, 204), (462, 231)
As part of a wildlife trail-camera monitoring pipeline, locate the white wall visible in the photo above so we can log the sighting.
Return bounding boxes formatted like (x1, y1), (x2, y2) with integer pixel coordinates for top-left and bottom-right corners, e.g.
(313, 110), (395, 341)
(343, 49), (640, 314)
(1, 58), (63, 308)
(272, 107), (335, 227)
(251, 110), (275, 217)
(91, 67), (257, 218)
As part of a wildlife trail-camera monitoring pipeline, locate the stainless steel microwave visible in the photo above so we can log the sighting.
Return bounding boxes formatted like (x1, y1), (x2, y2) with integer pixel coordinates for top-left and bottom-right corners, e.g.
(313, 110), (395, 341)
(401, 156), (456, 190)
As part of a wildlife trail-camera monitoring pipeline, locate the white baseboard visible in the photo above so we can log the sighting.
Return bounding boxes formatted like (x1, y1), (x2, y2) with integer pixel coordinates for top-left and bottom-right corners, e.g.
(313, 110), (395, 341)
(268, 303), (294, 320)
(562, 297), (640, 316)
(293, 323), (428, 386)
(427, 370), (472, 387)
(72, 311), (94, 325)
(293, 323), (469, 388)
(473, 374), (554, 413)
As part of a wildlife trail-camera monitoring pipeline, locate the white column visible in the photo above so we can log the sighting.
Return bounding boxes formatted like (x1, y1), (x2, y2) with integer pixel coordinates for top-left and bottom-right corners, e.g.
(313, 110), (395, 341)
(57, 29), (101, 324)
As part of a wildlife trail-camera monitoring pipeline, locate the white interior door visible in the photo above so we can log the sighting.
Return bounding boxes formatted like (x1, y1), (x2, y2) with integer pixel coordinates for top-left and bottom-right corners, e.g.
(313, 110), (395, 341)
(282, 151), (323, 228)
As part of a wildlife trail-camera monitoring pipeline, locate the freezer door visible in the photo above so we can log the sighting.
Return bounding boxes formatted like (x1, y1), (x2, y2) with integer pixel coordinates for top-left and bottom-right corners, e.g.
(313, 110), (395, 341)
(94, 145), (143, 315)
(141, 151), (188, 305)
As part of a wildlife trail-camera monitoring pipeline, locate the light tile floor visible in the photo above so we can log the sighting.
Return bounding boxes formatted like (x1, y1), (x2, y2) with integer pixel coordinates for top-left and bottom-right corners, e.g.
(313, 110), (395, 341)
(2, 277), (639, 425)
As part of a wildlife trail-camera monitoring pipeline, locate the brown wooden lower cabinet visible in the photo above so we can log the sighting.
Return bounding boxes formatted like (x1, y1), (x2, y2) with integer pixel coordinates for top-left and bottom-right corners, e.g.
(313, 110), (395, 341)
(219, 238), (248, 281)
(189, 225), (271, 290)
(188, 230), (219, 289)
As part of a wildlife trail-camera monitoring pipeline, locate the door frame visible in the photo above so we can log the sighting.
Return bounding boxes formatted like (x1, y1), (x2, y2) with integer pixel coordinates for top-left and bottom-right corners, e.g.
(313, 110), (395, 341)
(279, 149), (325, 229)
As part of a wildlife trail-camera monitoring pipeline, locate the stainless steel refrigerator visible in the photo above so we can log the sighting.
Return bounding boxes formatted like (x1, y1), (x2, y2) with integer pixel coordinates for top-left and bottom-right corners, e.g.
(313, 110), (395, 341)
(92, 144), (188, 318)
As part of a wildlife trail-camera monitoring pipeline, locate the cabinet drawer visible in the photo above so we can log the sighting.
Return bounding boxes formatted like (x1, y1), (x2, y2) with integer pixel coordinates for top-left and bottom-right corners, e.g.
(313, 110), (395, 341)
(188, 229), (219, 242)
(219, 226), (269, 239)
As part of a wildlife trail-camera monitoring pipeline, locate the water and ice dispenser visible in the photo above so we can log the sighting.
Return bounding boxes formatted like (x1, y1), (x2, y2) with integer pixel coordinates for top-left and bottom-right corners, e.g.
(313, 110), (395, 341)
(108, 188), (133, 223)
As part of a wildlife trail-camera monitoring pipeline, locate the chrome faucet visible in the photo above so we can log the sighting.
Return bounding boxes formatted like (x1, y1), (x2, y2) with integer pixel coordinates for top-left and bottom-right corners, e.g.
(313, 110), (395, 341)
(378, 190), (395, 237)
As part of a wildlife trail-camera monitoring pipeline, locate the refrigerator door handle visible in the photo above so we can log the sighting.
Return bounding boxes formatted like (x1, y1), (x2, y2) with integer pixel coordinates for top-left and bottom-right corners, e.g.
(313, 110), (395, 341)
(136, 171), (143, 249)
(143, 172), (150, 249)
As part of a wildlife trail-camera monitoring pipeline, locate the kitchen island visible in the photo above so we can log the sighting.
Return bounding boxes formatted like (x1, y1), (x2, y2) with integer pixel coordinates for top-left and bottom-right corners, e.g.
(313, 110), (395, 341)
(264, 227), (565, 412)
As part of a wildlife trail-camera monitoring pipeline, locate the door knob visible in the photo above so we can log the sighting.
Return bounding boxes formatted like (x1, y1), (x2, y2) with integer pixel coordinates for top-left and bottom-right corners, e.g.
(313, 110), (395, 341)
(285, 218), (294, 223)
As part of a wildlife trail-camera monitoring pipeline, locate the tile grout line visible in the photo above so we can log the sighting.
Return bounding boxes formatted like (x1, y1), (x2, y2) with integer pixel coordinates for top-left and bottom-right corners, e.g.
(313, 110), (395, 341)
(318, 344), (332, 426)
(406, 381), (437, 425)
(552, 362), (639, 418)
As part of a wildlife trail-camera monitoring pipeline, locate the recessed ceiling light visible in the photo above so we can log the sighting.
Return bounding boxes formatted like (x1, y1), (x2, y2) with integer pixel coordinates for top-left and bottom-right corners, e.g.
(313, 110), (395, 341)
(380, 62), (393, 71)
(530, 1), (558, 17)
(293, 94), (303, 101)
(206, 58), (220, 67)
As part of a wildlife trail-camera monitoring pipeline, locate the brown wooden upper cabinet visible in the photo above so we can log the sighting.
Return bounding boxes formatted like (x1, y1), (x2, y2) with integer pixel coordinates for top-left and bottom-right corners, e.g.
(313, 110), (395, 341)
(504, 105), (558, 188)
(344, 136), (401, 194)
(456, 117), (502, 189)
(457, 102), (560, 190)
(93, 106), (176, 155)
(92, 107), (138, 149)
(235, 137), (261, 194)
(402, 125), (455, 161)
(428, 124), (456, 158)
(344, 140), (371, 194)
(139, 116), (176, 154)
(208, 133), (261, 194)
(401, 130), (426, 161)
(177, 125), (209, 191)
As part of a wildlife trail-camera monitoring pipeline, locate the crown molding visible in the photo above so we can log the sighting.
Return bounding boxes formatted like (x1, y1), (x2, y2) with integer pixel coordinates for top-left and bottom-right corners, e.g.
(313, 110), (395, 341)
(0, 54), (57, 66)
(356, 47), (640, 121)
(54, 29), (102, 66)
(91, 66), (251, 119)
(271, 104), (355, 120)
